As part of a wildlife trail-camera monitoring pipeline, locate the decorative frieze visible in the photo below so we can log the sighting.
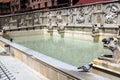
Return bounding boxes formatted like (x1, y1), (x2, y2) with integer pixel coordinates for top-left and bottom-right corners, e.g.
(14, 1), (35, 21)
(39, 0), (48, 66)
(0, 1), (120, 31)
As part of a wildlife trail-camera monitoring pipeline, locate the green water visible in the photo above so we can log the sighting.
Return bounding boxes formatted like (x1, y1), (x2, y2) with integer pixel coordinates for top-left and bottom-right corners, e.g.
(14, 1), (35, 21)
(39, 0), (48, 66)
(13, 35), (112, 67)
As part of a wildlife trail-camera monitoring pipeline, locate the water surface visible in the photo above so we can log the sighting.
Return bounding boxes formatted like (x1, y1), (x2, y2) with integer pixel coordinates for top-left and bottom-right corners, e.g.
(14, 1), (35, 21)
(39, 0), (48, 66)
(13, 35), (112, 67)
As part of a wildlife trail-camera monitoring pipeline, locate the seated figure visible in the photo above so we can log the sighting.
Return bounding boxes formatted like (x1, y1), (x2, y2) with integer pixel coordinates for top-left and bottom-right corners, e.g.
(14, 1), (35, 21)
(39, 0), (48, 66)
(98, 37), (120, 63)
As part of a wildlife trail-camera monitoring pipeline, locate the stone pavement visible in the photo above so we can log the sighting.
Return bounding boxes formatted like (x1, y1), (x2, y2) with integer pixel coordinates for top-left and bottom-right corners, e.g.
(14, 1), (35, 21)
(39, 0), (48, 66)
(0, 55), (49, 80)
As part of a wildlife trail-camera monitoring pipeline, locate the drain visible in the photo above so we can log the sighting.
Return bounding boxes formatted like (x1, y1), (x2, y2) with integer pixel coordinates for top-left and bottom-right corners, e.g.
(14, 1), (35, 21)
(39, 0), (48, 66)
(0, 62), (16, 80)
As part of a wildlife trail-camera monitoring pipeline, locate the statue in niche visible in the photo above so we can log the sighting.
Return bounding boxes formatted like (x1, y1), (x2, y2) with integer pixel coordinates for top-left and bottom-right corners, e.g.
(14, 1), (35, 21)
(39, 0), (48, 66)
(99, 37), (120, 63)
(47, 12), (52, 23)
(19, 18), (27, 27)
(105, 4), (119, 24)
(56, 11), (66, 31)
(68, 9), (74, 23)
(34, 14), (40, 24)
(56, 11), (62, 23)
(4, 18), (9, 26)
(76, 8), (85, 23)
(47, 12), (53, 30)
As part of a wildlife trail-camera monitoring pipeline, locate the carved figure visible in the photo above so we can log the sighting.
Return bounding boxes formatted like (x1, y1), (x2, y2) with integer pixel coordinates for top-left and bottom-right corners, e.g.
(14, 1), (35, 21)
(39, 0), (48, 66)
(76, 8), (85, 23)
(56, 11), (62, 23)
(34, 15), (40, 24)
(47, 12), (53, 30)
(19, 18), (26, 26)
(47, 12), (52, 23)
(105, 4), (119, 24)
(56, 11), (66, 31)
(4, 19), (9, 26)
(68, 9), (74, 23)
(99, 37), (120, 63)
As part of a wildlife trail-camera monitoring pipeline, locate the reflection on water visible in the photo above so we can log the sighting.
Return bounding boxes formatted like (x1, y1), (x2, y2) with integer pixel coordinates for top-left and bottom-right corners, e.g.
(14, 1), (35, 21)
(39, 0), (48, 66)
(13, 35), (112, 67)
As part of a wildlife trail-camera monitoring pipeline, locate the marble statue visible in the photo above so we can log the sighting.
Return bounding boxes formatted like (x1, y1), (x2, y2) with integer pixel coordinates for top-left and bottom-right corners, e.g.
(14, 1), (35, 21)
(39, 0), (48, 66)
(99, 37), (120, 63)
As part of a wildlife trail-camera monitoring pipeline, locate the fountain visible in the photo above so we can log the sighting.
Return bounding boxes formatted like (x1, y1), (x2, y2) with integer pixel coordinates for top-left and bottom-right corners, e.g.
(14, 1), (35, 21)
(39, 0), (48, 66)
(93, 37), (120, 79)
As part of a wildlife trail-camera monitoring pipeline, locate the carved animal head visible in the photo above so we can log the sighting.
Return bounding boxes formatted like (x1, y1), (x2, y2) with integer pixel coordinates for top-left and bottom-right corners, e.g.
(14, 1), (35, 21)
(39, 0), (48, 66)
(102, 37), (118, 52)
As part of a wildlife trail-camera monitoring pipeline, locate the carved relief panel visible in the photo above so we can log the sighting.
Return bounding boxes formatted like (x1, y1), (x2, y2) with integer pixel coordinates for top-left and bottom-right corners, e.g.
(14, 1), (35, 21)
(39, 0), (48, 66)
(76, 7), (85, 24)
(42, 12), (47, 25)
(67, 8), (76, 24)
(3, 17), (10, 27)
(52, 11), (57, 25)
(25, 14), (33, 26)
(46, 11), (53, 29)
(38, 12), (43, 25)
(61, 9), (68, 24)
(56, 10), (63, 23)
(9, 16), (17, 28)
(18, 14), (27, 27)
(84, 6), (94, 23)
(33, 12), (40, 26)
(104, 4), (119, 24)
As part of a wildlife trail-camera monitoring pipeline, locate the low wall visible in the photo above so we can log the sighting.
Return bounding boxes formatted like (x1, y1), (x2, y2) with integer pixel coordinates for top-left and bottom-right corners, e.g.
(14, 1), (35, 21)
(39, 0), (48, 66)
(0, 37), (108, 80)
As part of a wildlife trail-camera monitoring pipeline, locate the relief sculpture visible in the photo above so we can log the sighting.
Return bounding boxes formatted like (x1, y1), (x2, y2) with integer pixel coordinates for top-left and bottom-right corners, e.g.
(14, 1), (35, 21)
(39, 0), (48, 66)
(4, 18), (9, 26)
(19, 18), (27, 27)
(105, 4), (119, 24)
(56, 11), (66, 31)
(76, 8), (85, 23)
(34, 14), (40, 24)
(68, 9), (74, 23)
(56, 11), (62, 23)
(85, 6), (94, 23)
(47, 12), (53, 30)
